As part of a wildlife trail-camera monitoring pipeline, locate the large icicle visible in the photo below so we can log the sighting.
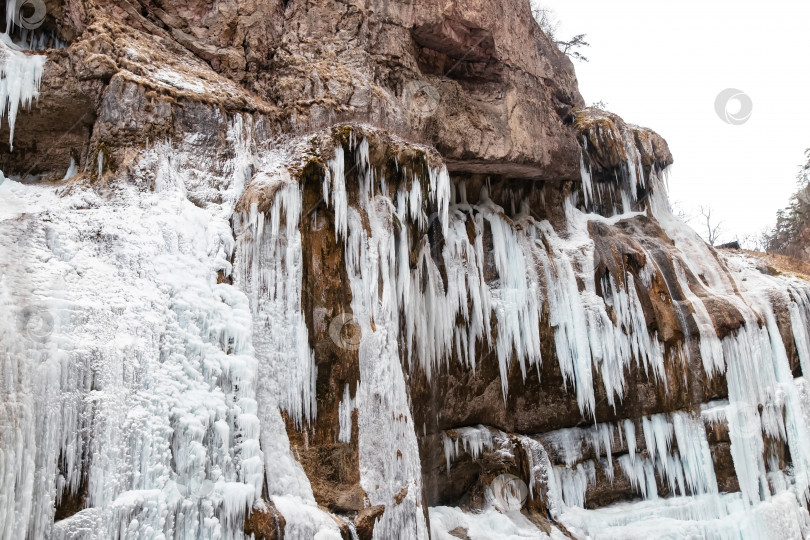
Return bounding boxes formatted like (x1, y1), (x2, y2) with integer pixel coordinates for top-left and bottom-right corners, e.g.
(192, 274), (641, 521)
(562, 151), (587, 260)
(543, 411), (718, 512)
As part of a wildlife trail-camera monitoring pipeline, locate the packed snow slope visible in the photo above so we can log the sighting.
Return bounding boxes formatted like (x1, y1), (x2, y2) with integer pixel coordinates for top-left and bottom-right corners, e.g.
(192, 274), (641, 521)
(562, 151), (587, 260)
(2, 0), (810, 539)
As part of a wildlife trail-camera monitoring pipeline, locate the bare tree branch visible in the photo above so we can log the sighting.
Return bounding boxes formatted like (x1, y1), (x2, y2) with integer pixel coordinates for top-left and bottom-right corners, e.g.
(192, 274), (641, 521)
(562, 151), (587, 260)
(738, 228), (771, 252)
(531, 3), (560, 42)
(671, 200), (694, 224)
(530, 2), (590, 62)
(699, 206), (724, 246)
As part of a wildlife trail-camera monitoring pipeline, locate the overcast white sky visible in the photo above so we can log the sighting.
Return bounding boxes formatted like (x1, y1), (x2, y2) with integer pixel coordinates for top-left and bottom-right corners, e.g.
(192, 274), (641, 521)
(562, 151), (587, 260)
(541, 0), (810, 244)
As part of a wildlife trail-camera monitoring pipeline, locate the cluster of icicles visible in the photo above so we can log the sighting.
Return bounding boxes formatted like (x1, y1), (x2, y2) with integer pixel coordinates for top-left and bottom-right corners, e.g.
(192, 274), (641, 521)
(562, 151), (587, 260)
(307, 129), (810, 536)
(5, 103), (810, 538)
(441, 409), (810, 538)
(0, 9), (46, 149)
(578, 118), (650, 217)
(236, 131), (681, 537)
(442, 413), (718, 513)
(317, 132), (669, 420)
(427, 126), (810, 536)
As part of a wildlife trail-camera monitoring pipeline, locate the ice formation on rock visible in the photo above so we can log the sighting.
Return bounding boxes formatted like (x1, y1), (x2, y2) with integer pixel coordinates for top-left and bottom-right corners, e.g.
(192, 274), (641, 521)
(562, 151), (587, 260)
(318, 134), (673, 423)
(6, 0), (810, 530)
(1, 127), (266, 538)
(0, 118), (345, 540)
(4, 95), (810, 540)
(233, 172), (318, 429)
(313, 127), (810, 538)
(0, 34), (45, 149)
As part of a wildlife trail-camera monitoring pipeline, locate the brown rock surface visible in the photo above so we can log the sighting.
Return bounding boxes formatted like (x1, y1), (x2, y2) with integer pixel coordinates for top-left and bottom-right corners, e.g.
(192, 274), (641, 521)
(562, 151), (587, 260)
(354, 504), (386, 540)
(5, 0), (586, 184)
(245, 502), (286, 540)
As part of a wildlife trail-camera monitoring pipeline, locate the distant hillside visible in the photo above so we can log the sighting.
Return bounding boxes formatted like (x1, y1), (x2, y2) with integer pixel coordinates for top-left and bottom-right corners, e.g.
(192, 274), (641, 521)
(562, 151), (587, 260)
(766, 149), (810, 260)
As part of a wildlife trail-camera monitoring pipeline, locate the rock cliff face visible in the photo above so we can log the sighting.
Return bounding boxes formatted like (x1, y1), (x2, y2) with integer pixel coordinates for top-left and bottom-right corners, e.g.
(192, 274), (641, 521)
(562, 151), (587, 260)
(2, 1), (810, 539)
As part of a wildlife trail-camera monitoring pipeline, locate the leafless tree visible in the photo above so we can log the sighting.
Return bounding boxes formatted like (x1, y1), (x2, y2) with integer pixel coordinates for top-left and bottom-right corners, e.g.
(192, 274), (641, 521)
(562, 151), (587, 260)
(671, 200), (694, 224)
(699, 206), (724, 246)
(530, 2), (590, 62)
(531, 3), (560, 41)
(738, 228), (771, 252)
